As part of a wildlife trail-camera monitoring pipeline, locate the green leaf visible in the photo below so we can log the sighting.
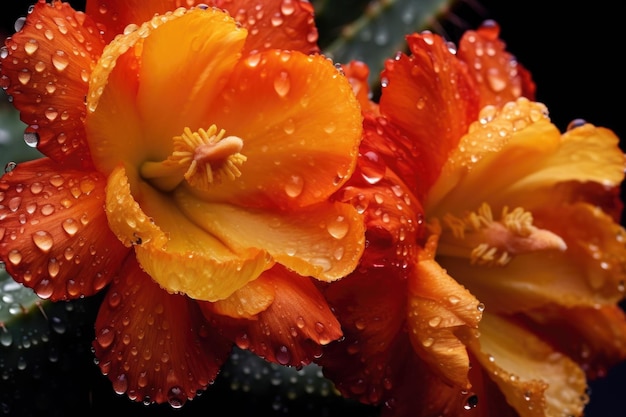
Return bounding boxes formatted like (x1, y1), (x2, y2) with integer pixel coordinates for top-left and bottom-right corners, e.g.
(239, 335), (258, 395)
(319, 0), (456, 86)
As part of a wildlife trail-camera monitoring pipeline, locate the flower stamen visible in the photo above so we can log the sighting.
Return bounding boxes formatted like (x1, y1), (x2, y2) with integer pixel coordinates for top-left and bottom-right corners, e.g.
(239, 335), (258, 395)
(140, 125), (247, 192)
(438, 203), (567, 266)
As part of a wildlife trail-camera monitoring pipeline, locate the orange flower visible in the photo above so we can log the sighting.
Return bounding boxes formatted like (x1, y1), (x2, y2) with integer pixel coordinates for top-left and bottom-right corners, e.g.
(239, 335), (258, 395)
(319, 21), (626, 417)
(0, 0), (364, 406)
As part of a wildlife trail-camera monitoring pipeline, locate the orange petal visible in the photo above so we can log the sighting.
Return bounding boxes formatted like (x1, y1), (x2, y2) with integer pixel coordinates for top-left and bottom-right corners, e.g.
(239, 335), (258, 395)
(341, 60), (379, 115)
(1, 1), (105, 168)
(0, 158), (129, 300)
(465, 313), (588, 417)
(202, 265), (342, 366)
(408, 228), (482, 389)
(520, 305), (626, 379)
(209, 274), (276, 319)
(379, 32), (480, 199)
(93, 257), (233, 405)
(174, 189), (364, 282)
(104, 165), (271, 301)
(200, 50), (362, 209)
(212, 0), (320, 54)
(457, 20), (536, 107)
(85, 7), (247, 174)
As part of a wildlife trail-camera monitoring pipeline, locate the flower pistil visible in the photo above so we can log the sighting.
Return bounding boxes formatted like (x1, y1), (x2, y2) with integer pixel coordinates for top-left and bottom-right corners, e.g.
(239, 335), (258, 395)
(438, 203), (567, 266)
(140, 126), (247, 192)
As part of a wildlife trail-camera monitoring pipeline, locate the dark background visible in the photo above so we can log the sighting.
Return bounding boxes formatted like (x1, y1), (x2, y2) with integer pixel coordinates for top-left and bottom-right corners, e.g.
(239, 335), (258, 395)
(1, 0), (625, 416)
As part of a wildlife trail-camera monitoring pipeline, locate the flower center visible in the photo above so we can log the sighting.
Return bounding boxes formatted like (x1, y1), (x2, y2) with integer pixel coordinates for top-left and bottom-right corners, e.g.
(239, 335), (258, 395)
(435, 203), (567, 266)
(140, 125), (247, 192)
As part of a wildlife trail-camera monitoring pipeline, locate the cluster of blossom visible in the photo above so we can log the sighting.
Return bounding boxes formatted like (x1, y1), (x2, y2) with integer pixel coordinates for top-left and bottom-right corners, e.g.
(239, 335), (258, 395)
(1, 1), (625, 416)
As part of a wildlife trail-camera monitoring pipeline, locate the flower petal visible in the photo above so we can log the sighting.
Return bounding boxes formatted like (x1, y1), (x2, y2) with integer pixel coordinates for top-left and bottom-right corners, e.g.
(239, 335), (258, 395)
(93, 257), (233, 405)
(85, 7), (247, 174)
(209, 274), (276, 319)
(1, 1), (105, 168)
(0, 158), (129, 300)
(212, 0), (320, 54)
(203, 264), (342, 366)
(104, 165), (271, 301)
(199, 50), (362, 209)
(457, 20), (536, 107)
(408, 228), (482, 389)
(86, 0), (319, 54)
(520, 305), (626, 379)
(465, 313), (588, 417)
(175, 189), (364, 282)
(379, 32), (480, 199)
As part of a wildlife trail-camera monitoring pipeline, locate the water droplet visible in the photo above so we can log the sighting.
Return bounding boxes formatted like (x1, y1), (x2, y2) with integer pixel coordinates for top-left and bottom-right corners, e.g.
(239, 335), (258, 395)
(284, 174), (303, 198)
(463, 394), (478, 410)
(567, 118), (586, 130)
(5, 162), (17, 173)
(283, 118), (295, 134)
(23, 39), (39, 56)
(24, 131), (39, 147)
(97, 326), (115, 349)
(327, 215), (349, 239)
(18, 69), (31, 85)
(359, 150), (386, 184)
(428, 316), (442, 327)
(52, 50), (69, 71)
(113, 373), (128, 395)
(275, 345), (291, 365)
(167, 386), (186, 409)
(270, 13), (283, 27)
(14, 17), (26, 32)
(45, 107), (59, 121)
(273, 71), (290, 98)
(32, 230), (54, 252)
(477, 302), (485, 312)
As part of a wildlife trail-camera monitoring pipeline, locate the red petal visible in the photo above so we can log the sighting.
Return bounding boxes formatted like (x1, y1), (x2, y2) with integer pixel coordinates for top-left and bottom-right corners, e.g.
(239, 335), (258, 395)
(202, 265), (342, 367)
(0, 158), (129, 300)
(86, 0), (320, 54)
(93, 258), (233, 405)
(457, 20), (536, 108)
(1, 1), (105, 169)
(213, 0), (320, 54)
(379, 32), (480, 199)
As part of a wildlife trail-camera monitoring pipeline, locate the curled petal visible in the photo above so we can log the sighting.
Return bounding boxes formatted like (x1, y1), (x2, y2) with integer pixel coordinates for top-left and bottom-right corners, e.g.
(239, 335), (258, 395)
(175, 190), (365, 282)
(105, 165), (271, 301)
(457, 20), (536, 107)
(93, 258), (233, 405)
(1, 1), (105, 168)
(0, 159), (128, 300)
(341, 60), (379, 115)
(210, 275), (276, 319)
(465, 313), (588, 417)
(203, 265), (342, 366)
(408, 229), (482, 389)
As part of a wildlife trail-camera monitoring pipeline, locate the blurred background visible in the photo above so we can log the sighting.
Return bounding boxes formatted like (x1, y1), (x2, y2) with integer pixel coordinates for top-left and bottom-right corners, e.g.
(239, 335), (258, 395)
(1, 0), (624, 416)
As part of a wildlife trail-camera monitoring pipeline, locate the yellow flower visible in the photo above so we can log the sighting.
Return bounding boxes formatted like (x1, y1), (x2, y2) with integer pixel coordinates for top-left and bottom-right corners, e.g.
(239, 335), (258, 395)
(318, 21), (626, 417)
(0, 0), (364, 405)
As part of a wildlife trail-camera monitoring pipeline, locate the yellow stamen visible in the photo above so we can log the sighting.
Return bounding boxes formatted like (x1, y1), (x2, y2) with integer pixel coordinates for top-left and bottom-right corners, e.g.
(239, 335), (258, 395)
(439, 203), (567, 266)
(140, 125), (247, 192)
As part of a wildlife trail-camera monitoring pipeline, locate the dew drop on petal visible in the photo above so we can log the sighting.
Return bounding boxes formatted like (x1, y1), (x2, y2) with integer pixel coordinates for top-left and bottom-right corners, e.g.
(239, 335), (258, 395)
(32, 230), (54, 252)
(275, 345), (291, 365)
(284, 174), (303, 198)
(23, 132), (39, 147)
(113, 373), (128, 395)
(327, 215), (349, 239)
(8, 249), (22, 266)
(24, 39), (39, 55)
(52, 50), (69, 71)
(273, 71), (290, 98)
(167, 386), (186, 409)
(96, 326), (115, 349)
(359, 150), (386, 184)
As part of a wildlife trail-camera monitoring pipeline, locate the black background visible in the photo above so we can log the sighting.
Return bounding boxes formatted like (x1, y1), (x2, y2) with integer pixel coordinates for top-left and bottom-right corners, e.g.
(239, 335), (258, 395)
(1, 0), (625, 416)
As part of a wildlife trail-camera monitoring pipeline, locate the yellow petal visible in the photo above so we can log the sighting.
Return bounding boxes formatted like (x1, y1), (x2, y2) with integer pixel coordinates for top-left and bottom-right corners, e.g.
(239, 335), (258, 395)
(105, 165), (271, 301)
(466, 313), (587, 417)
(174, 189), (365, 281)
(86, 7), (247, 174)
